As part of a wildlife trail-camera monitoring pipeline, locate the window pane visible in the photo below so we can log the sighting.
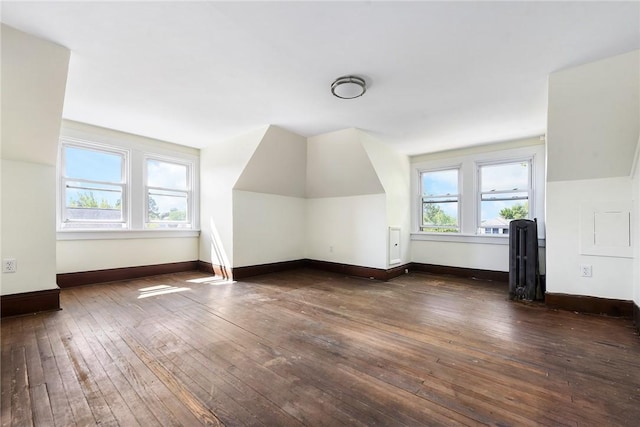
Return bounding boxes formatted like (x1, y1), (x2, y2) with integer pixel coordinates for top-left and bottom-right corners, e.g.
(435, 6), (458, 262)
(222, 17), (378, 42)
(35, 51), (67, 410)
(480, 162), (528, 192)
(481, 199), (528, 225)
(65, 146), (122, 182)
(422, 169), (458, 196)
(147, 159), (187, 190)
(422, 201), (458, 231)
(148, 189), (188, 222)
(65, 182), (123, 225)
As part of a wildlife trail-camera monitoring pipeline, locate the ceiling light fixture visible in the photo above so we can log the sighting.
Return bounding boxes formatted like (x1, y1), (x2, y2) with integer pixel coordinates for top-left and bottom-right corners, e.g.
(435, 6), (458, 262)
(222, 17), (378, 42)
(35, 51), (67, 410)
(331, 75), (366, 99)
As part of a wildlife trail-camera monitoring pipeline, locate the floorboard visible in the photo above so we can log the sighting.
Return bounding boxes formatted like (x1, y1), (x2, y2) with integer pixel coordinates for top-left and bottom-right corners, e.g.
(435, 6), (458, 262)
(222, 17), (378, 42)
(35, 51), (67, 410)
(2, 269), (639, 426)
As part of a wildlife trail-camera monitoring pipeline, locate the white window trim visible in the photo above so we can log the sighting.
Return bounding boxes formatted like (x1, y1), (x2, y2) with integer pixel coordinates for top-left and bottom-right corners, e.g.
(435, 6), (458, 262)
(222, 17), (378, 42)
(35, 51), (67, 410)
(476, 157), (533, 234)
(143, 154), (195, 229)
(417, 165), (462, 233)
(57, 229), (200, 241)
(58, 138), (131, 230)
(57, 121), (200, 240)
(411, 143), (545, 244)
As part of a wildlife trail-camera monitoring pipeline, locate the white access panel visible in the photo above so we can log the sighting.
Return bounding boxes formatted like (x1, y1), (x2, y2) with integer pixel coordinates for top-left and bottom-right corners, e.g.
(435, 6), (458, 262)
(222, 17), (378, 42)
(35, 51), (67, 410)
(389, 227), (401, 265)
(580, 201), (632, 258)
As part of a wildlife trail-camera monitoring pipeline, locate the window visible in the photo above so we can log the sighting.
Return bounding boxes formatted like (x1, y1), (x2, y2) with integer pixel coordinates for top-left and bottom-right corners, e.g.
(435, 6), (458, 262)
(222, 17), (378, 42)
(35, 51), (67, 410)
(478, 160), (531, 234)
(60, 143), (127, 229)
(411, 140), (544, 242)
(58, 132), (198, 234)
(145, 158), (192, 229)
(420, 168), (460, 232)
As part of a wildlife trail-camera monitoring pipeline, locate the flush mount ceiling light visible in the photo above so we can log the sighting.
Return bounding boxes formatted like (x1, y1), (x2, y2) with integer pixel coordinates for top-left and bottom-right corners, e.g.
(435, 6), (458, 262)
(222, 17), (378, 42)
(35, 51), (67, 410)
(331, 75), (366, 99)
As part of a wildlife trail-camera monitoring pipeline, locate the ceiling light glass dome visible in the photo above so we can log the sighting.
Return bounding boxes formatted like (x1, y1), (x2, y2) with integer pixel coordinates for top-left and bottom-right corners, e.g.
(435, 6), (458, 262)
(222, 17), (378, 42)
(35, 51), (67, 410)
(331, 75), (366, 99)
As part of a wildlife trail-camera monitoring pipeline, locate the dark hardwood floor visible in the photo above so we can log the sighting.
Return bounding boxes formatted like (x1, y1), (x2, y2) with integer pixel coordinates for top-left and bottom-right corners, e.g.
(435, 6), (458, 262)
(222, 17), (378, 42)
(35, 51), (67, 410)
(2, 269), (639, 426)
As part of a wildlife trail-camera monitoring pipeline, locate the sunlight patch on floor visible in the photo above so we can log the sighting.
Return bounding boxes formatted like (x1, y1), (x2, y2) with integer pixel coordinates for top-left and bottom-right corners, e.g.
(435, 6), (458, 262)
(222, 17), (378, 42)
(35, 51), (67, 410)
(186, 276), (236, 286)
(137, 284), (191, 299)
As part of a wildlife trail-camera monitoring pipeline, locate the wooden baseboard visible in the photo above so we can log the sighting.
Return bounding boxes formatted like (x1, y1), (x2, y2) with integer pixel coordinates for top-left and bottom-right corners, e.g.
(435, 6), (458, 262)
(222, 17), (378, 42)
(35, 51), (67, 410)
(304, 260), (411, 281)
(197, 261), (232, 279)
(1, 288), (60, 318)
(304, 259), (388, 281)
(232, 260), (308, 280)
(386, 264), (410, 280)
(545, 293), (633, 318)
(196, 259), (410, 282)
(411, 263), (509, 282)
(57, 261), (199, 288)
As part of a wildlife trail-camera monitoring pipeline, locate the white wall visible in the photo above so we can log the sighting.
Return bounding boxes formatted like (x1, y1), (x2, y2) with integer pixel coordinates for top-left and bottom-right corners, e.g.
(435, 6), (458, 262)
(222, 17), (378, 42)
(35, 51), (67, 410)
(546, 50), (639, 301)
(233, 191), (306, 267)
(199, 127), (267, 268)
(1, 25), (69, 295)
(206, 126), (408, 271)
(306, 194), (387, 269)
(412, 240), (511, 271)
(305, 129), (388, 269)
(229, 126), (308, 267)
(546, 178), (633, 300)
(57, 237), (199, 273)
(360, 132), (411, 267)
(630, 86), (640, 311)
(630, 137), (640, 308)
(1, 161), (58, 294)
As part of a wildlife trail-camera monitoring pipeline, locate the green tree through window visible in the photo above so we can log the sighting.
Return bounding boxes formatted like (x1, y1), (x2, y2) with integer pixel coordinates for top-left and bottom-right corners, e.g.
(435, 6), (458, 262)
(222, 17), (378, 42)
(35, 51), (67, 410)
(499, 202), (528, 220)
(69, 192), (119, 209)
(422, 204), (458, 232)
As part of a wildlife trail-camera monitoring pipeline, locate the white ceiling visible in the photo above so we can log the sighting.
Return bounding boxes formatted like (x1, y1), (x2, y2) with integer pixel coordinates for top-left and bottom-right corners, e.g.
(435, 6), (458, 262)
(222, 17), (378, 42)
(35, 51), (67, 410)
(2, 1), (639, 155)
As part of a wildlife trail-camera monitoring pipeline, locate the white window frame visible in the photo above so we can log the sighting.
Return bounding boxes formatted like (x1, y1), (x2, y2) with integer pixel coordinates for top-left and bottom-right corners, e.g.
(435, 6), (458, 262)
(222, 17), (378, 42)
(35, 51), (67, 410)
(59, 139), (130, 230)
(418, 166), (462, 233)
(410, 141), (545, 246)
(476, 157), (533, 234)
(57, 121), (200, 240)
(143, 155), (194, 229)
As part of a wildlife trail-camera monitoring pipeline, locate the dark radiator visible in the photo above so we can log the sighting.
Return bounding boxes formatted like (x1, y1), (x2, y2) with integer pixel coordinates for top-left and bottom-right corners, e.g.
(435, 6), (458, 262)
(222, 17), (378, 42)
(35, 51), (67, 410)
(509, 219), (543, 301)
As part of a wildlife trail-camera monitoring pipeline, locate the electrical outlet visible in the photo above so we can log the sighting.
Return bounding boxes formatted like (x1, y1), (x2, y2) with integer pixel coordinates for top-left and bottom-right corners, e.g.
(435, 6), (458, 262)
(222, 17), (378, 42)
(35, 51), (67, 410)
(3, 258), (17, 273)
(580, 264), (592, 277)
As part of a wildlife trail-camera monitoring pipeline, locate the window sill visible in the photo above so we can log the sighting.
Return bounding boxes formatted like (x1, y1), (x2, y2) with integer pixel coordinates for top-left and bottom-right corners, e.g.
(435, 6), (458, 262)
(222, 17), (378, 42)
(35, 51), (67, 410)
(57, 229), (201, 241)
(411, 232), (545, 247)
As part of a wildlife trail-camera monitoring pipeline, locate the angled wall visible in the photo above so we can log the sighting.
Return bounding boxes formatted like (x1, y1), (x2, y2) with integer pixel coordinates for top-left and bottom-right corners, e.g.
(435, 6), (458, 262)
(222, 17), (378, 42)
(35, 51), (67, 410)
(547, 50), (639, 182)
(1, 25), (69, 296)
(306, 128), (384, 198)
(232, 126), (307, 267)
(360, 131), (411, 267)
(199, 126), (267, 271)
(305, 129), (388, 269)
(201, 126), (409, 273)
(234, 125), (307, 198)
(546, 50), (639, 300)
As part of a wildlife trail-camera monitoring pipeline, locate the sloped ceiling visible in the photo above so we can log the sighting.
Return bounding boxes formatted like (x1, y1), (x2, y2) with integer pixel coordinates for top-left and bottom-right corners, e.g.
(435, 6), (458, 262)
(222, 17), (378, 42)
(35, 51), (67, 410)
(306, 128), (384, 198)
(234, 125), (307, 198)
(547, 50), (640, 182)
(1, 1), (639, 155)
(1, 24), (69, 165)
